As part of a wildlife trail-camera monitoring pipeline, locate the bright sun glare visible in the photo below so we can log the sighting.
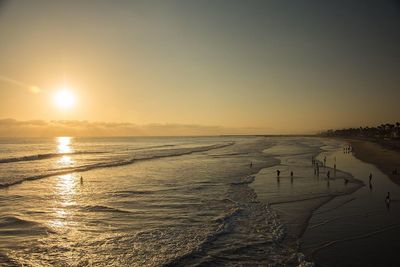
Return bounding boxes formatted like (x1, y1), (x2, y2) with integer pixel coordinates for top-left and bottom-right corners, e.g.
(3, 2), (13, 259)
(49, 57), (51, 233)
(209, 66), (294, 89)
(54, 88), (76, 109)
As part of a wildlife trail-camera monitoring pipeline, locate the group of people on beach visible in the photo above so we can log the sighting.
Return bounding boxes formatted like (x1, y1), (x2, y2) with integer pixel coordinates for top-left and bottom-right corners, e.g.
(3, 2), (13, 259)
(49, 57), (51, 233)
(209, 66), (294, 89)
(266, 144), (396, 207)
(343, 145), (352, 154)
(274, 169), (294, 183)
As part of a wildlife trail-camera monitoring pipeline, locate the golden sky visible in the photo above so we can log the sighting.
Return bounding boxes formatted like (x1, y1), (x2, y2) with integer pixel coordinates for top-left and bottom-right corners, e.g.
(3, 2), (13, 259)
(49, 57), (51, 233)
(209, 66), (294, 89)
(0, 1), (399, 136)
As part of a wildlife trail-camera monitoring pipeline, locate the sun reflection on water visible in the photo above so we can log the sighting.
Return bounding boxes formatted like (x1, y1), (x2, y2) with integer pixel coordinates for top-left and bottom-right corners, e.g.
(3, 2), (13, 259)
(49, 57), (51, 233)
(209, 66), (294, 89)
(57, 136), (73, 154)
(58, 155), (75, 166)
(49, 173), (78, 229)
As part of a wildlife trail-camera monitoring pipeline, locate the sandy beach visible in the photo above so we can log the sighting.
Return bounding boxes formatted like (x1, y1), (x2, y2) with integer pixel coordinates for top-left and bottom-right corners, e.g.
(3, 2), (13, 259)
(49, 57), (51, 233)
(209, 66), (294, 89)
(345, 138), (400, 185)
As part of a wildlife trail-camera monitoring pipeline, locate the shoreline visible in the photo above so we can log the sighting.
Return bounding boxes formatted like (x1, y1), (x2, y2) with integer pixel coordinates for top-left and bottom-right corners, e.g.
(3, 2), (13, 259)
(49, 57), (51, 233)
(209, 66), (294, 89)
(342, 138), (400, 185)
(257, 141), (365, 251)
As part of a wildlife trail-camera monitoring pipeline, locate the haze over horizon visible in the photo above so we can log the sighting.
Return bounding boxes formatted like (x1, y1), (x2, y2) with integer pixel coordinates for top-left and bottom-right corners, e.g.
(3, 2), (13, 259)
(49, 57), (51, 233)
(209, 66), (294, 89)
(1, 0), (399, 136)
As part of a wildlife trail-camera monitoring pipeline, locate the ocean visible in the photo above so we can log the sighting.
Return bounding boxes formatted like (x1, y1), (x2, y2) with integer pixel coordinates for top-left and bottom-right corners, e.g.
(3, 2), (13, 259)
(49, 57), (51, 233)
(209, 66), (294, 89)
(0, 136), (398, 266)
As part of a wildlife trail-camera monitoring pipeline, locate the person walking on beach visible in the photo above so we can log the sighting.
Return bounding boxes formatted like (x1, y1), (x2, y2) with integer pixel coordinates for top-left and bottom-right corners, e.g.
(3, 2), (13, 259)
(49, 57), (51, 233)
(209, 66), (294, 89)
(327, 171), (330, 179)
(276, 169), (280, 178)
(369, 173), (372, 184)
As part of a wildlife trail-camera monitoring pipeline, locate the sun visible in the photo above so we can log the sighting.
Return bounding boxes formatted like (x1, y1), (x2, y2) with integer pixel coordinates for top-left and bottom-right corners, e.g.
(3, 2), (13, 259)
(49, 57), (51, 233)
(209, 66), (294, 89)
(53, 88), (76, 109)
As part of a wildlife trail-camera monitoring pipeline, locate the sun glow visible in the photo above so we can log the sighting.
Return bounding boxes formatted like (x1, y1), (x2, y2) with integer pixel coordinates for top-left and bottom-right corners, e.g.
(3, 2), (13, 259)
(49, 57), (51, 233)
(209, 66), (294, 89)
(53, 88), (76, 109)
(57, 136), (73, 153)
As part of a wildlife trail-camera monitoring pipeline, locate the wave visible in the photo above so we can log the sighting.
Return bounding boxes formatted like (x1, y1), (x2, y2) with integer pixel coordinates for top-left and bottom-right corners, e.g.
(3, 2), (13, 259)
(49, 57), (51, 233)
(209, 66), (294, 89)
(0, 142), (234, 188)
(162, 166), (296, 267)
(0, 151), (106, 164)
(79, 205), (132, 214)
(126, 144), (176, 151)
(111, 190), (153, 197)
(0, 216), (54, 235)
(230, 175), (255, 185)
(162, 207), (244, 267)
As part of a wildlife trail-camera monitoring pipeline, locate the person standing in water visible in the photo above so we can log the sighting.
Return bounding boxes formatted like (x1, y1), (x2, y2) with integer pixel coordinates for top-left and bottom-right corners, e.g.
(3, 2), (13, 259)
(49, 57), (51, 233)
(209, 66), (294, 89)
(386, 192), (391, 206)
(276, 169), (280, 178)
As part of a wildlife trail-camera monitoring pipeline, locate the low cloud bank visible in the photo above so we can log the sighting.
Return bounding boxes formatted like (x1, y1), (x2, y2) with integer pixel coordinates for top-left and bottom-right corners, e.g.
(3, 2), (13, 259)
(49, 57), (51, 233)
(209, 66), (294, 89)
(0, 119), (272, 137)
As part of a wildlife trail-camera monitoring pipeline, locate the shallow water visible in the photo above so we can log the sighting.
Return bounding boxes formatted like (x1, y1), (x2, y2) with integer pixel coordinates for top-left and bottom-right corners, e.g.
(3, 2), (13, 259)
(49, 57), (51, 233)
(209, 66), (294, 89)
(1, 136), (389, 266)
(301, 141), (400, 267)
(0, 136), (295, 266)
(251, 138), (361, 242)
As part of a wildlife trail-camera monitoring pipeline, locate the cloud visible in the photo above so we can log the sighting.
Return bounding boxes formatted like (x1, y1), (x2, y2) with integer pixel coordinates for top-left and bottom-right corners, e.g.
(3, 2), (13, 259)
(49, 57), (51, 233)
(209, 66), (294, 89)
(0, 76), (42, 94)
(0, 119), (273, 137)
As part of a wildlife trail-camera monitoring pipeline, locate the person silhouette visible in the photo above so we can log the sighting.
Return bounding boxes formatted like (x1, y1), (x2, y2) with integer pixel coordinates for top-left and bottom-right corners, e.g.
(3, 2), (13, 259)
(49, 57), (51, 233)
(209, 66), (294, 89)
(369, 173), (372, 184)
(276, 169), (280, 178)
(324, 156), (326, 166)
(80, 176), (83, 184)
(327, 171), (330, 179)
(386, 192), (391, 210)
(250, 162), (253, 168)
(386, 192), (391, 204)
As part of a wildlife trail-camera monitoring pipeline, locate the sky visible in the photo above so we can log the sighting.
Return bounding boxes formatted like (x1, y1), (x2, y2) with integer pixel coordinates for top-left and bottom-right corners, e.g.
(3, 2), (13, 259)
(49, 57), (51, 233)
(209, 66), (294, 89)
(0, 0), (399, 136)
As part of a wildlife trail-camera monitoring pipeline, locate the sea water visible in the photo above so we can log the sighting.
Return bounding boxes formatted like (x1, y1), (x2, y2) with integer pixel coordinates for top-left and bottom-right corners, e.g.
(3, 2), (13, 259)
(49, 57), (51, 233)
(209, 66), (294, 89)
(0, 136), (359, 266)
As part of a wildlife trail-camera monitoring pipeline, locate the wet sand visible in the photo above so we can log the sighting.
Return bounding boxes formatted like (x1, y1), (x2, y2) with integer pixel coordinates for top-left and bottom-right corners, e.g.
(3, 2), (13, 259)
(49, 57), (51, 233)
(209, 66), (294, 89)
(301, 139), (400, 267)
(250, 138), (362, 247)
(345, 138), (400, 185)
